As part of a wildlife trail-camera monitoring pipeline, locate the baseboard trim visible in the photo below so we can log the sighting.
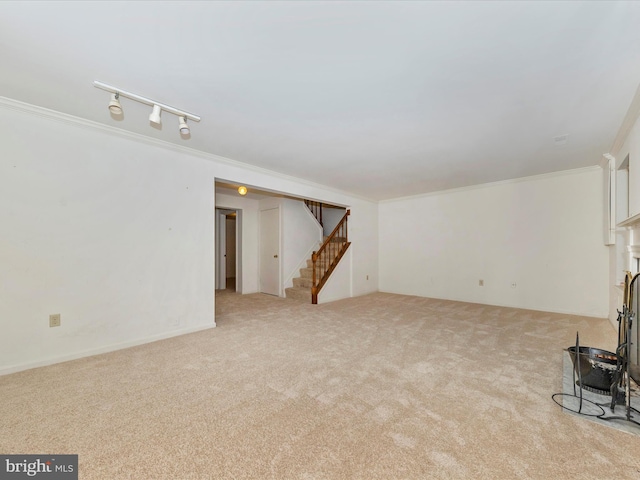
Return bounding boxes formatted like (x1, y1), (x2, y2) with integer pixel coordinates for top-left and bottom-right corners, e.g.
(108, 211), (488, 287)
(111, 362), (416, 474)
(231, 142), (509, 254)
(378, 289), (608, 319)
(0, 323), (216, 377)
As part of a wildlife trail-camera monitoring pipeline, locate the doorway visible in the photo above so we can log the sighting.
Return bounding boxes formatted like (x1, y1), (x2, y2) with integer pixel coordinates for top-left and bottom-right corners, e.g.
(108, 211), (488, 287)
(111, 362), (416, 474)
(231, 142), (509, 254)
(216, 208), (241, 292)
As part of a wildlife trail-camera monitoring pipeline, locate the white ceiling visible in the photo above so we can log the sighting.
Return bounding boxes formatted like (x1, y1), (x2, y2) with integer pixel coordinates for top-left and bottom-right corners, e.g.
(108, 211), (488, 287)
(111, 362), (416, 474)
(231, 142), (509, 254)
(2, 1), (640, 200)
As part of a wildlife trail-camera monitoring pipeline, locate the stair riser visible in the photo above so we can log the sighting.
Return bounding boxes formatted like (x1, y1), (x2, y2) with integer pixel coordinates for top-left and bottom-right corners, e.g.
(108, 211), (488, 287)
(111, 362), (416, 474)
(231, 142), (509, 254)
(285, 287), (310, 301)
(293, 277), (313, 288)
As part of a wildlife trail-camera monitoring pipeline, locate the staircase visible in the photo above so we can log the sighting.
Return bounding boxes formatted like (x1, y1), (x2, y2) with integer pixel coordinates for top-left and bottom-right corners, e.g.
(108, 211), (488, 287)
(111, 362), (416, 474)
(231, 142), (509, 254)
(285, 206), (350, 304)
(285, 257), (316, 301)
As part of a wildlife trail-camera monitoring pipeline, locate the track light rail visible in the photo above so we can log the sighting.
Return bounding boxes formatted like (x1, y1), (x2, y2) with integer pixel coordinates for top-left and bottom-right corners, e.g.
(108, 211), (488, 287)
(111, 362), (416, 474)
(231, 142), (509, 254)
(94, 81), (201, 122)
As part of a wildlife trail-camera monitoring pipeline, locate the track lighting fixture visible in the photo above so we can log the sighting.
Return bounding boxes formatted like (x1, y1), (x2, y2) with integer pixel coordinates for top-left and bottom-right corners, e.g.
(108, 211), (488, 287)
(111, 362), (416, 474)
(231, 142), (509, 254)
(94, 80), (200, 138)
(179, 116), (190, 135)
(108, 93), (122, 115)
(149, 104), (162, 125)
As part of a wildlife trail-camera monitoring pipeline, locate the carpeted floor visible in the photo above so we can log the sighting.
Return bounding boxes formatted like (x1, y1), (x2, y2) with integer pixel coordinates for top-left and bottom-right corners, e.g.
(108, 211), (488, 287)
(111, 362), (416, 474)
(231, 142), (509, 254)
(2, 291), (639, 479)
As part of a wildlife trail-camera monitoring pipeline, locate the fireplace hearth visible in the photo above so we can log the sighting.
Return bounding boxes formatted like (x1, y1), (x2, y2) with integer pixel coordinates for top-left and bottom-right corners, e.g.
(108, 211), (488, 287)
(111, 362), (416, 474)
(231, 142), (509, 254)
(553, 272), (640, 430)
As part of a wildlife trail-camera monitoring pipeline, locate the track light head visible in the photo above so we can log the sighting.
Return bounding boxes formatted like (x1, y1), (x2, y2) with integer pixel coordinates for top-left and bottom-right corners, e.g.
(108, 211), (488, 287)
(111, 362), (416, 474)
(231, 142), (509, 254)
(179, 116), (190, 135)
(149, 104), (162, 125)
(108, 93), (122, 115)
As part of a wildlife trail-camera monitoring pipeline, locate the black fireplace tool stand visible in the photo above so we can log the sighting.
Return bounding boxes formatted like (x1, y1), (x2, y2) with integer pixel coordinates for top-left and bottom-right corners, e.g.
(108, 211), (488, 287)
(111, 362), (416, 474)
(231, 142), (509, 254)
(552, 309), (640, 427)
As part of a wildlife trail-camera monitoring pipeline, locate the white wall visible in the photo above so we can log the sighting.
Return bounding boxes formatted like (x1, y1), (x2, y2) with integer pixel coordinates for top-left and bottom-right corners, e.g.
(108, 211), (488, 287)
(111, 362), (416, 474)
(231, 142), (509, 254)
(322, 206), (347, 237)
(0, 99), (379, 374)
(0, 107), (217, 374)
(379, 168), (609, 317)
(318, 247), (353, 304)
(617, 114), (640, 216)
(349, 203), (378, 296)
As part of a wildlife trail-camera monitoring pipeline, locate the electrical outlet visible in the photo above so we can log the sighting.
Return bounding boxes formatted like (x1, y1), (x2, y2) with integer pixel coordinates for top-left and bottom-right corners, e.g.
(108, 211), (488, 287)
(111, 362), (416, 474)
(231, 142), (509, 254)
(511, 282), (517, 288)
(49, 314), (61, 327)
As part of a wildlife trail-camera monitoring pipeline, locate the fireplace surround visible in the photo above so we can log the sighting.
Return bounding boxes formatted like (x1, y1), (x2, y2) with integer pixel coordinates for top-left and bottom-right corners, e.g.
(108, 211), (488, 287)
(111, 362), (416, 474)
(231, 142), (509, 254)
(617, 212), (640, 366)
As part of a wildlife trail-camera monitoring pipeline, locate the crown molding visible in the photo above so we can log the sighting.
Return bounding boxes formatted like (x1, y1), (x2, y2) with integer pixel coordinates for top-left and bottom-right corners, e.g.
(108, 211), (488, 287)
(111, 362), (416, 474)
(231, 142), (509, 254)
(0, 96), (377, 204)
(598, 153), (615, 169)
(379, 166), (600, 204)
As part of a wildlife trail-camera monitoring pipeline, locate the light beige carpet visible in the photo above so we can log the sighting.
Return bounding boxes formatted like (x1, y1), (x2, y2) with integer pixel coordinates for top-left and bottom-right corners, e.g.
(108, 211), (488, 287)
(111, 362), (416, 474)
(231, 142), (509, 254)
(2, 291), (639, 479)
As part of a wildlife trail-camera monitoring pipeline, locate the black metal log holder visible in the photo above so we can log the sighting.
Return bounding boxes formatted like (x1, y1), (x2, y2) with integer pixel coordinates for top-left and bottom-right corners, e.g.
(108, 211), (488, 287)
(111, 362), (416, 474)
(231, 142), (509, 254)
(553, 332), (605, 418)
(552, 309), (640, 426)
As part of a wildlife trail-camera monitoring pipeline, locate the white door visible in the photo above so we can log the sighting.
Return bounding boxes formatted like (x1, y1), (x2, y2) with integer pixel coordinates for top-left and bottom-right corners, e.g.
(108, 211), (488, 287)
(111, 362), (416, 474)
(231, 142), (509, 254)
(260, 207), (280, 296)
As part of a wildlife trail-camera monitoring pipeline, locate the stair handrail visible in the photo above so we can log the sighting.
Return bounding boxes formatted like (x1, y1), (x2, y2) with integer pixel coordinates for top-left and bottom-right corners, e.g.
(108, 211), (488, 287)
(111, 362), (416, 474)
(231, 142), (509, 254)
(304, 200), (323, 227)
(311, 209), (351, 304)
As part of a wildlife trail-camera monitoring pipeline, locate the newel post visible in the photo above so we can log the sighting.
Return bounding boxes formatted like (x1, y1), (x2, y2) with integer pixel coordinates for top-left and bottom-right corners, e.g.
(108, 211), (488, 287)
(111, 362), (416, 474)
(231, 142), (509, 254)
(311, 251), (318, 304)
